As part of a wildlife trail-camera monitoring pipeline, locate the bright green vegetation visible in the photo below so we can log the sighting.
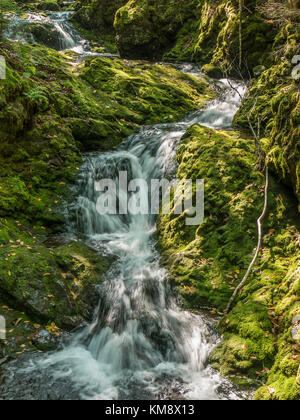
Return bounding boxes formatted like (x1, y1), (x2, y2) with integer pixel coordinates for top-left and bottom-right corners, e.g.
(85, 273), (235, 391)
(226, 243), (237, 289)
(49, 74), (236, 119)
(0, 218), (114, 356)
(0, 41), (211, 228)
(0, 39), (211, 354)
(234, 24), (300, 210)
(1, 0), (299, 400)
(74, 0), (127, 34)
(157, 124), (300, 400)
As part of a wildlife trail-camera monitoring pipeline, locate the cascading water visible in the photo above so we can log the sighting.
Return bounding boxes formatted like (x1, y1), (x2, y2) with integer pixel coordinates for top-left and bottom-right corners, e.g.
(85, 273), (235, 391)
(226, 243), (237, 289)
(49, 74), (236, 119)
(4, 12), (118, 57)
(0, 76), (247, 400)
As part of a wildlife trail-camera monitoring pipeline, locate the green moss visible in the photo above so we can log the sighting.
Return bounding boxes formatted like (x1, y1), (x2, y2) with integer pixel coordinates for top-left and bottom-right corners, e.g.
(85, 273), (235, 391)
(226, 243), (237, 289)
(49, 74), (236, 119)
(0, 41), (211, 228)
(158, 124), (300, 399)
(0, 218), (114, 331)
(234, 49), (300, 208)
(158, 125), (264, 309)
(36, 1), (60, 11)
(73, 0), (127, 35)
(201, 63), (223, 79)
(114, 0), (199, 59)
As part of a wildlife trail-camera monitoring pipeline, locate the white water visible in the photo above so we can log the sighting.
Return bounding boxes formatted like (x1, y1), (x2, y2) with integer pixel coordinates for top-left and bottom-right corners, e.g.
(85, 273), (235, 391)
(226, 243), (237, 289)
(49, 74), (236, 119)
(3, 11), (248, 399)
(14, 77), (247, 401)
(4, 12), (118, 57)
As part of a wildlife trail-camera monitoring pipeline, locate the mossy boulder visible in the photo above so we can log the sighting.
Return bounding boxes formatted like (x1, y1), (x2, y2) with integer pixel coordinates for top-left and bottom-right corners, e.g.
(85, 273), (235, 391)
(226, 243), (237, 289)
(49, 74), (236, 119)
(29, 23), (65, 49)
(201, 63), (223, 79)
(114, 0), (199, 59)
(74, 0), (127, 34)
(234, 42), (300, 209)
(0, 219), (114, 330)
(36, 1), (60, 11)
(157, 124), (300, 399)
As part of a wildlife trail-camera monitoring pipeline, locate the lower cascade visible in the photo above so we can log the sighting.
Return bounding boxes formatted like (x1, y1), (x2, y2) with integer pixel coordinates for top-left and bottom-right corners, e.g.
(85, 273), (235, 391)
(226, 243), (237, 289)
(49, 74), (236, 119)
(1, 77), (247, 400)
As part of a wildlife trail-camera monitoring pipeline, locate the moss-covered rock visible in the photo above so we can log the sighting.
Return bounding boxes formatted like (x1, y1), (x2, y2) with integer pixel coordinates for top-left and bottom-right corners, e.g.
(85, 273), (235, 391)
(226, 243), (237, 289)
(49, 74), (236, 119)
(0, 219), (114, 331)
(114, 0), (199, 59)
(234, 24), (300, 209)
(0, 41), (211, 227)
(201, 63), (223, 79)
(0, 217), (114, 356)
(157, 124), (300, 399)
(74, 0), (127, 34)
(112, 0), (275, 74)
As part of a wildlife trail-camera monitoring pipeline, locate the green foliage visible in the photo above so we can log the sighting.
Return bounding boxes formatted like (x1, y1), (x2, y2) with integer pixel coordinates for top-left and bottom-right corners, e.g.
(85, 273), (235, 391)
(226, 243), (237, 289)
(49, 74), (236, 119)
(158, 124), (300, 399)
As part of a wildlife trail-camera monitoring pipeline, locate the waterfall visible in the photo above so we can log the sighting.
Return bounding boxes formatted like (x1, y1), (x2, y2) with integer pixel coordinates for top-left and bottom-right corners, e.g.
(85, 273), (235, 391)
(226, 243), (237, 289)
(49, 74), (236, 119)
(2, 11), (249, 398)
(1, 77), (247, 401)
(3, 12), (118, 57)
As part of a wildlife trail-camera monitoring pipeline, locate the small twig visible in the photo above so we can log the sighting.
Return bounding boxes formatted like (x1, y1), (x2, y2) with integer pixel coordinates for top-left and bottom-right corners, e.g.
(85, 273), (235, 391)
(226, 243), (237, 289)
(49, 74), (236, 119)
(247, 99), (265, 169)
(225, 167), (269, 314)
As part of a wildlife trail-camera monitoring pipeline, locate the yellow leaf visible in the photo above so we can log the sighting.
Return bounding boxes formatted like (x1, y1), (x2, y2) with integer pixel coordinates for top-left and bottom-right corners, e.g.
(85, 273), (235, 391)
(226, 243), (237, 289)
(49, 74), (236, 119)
(70, 290), (77, 301)
(15, 318), (23, 326)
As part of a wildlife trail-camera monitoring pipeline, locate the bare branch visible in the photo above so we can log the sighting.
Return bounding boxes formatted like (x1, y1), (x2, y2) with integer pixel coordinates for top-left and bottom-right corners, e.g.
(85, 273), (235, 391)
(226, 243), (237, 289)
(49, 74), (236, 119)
(224, 167), (269, 314)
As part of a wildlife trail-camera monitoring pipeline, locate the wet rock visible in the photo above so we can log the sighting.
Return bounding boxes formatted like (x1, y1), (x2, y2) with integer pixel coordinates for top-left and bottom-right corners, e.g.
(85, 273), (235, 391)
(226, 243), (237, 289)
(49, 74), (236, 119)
(30, 329), (59, 351)
(29, 23), (66, 50)
(202, 64), (223, 79)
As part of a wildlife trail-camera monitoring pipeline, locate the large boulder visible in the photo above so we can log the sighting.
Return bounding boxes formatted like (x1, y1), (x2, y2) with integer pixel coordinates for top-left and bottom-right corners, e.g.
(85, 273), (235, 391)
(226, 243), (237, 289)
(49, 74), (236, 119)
(0, 232), (114, 329)
(234, 25), (300, 209)
(29, 23), (67, 50)
(114, 0), (198, 59)
(158, 124), (300, 399)
(74, 0), (127, 33)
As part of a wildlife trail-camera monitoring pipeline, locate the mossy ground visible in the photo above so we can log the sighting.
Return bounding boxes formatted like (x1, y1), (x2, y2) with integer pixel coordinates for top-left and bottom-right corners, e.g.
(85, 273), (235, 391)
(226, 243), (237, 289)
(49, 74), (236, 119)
(158, 124), (300, 400)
